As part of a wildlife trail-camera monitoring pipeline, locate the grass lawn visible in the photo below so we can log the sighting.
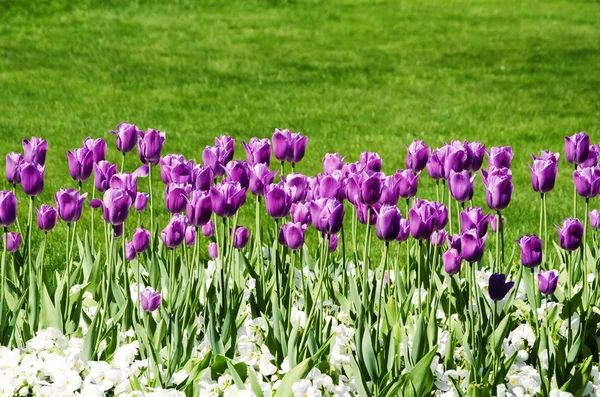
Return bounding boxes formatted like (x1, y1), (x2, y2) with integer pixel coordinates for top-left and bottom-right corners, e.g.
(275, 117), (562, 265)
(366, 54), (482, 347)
(1, 0), (599, 271)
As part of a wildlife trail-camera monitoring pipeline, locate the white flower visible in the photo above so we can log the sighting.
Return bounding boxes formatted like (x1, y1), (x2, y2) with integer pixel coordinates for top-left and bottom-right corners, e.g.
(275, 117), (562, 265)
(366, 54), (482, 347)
(259, 345), (277, 376)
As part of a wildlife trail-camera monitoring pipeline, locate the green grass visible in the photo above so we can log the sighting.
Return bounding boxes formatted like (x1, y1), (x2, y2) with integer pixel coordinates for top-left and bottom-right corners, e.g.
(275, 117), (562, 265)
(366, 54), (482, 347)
(1, 0), (599, 270)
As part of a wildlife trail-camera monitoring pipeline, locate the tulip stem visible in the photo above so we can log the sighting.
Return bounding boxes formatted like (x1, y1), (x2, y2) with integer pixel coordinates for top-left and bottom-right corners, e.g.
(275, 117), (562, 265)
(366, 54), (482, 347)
(255, 196), (262, 266)
(495, 212), (500, 273)
(573, 164), (577, 218)
(447, 183), (453, 236)
(0, 227), (7, 329)
(148, 165), (154, 249)
(567, 250), (573, 350)
(543, 193), (548, 261)
(27, 195), (33, 283)
(91, 184), (95, 249)
(121, 152), (126, 173)
(66, 222), (71, 322)
(362, 207), (372, 311)
(583, 198), (589, 308)
(341, 223), (347, 294)
(376, 242), (389, 353)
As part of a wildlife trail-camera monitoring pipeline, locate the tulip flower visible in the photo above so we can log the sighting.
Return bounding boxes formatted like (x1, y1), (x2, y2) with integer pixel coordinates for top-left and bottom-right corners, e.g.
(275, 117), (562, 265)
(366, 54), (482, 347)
(317, 172), (345, 201)
(160, 154), (193, 184)
(210, 181), (247, 218)
(272, 129), (308, 164)
(114, 223), (123, 238)
(185, 225), (196, 247)
(214, 135), (235, 164)
(346, 171), (383, 206)
(448, 170), (476, 202)
(20, 162), (45, 196)
(290, 202), (311, 225)
(431, 201), (449, 231)
(140, 288), (161, 312)
(430, 230), (448, 247)
(109, 166), (149, 201)
(191, 165), (213, 192)
(208, 242), (218, 259)
(359, 152), (382, 172)
(356, 201), (378, 226)
(329, 234), (339, 252)
(93, 161), (118, 193)
(555, 218), (584, 251)
(405, 140), (430, 172)
(448, 234), (461, 252)
(442, 141), (468, 178)
(284, 173), (309, 203)
(309, 198), (345, 235)
(396, 169), (419, 199)
(82, 137), (107, 163)
(232, 226), (249, 249)
(409, 200), (435, 240)
(488, 273), (514, 301)
(89, 188), (133, 225)
(482, 167), (513, 211)
(573, 166), (600, 198)
(490, 214), (504, 233)
(305, 176), (320, 202)
(375, 205), (402, 242)
(538, 271), (559, 295)
(55, 188), (88, 223)
(264, 183), (292, 219)
(202, 220), (215, 238)
(589, 210), (600, 229)
(125, 242), (136, 261)
(278, 222), (306, 250)
(442, 248), (462, 275)
(22, 136), (48, 165)
(0, 191), (18, 227)
(110, 123), (140, 153)
(396, 218), (410, 242)
(517, 235), (542, 268)
(2, 232), (20, 253)
(138, 129), (166, 166)
(132, 228), (151, 253)
(565, 132), (590, 165)
(580, 144), (599, 169)
(426, 148), (444, 181)
(466, 142), (486, 173)
(202, 145), (229, 178)
(165, 183), (191, 214)
(459, 207), (490, 238)
(323, 153), (346, 175)
(460, 229), (486, 263)
(226, 160), (250, 189)
(6, 153), (24, 185)
(529, 155), (559, 194)
(243, 138), (272, 166)
(487, 146), (513, 169)
(161, 214), (187, 248)
(134, 192), (149, 212)
(248, 164), (278, 197)
(67, 147), (94, 182)
(187, 190), (212, 227)
(36, 205), (57, 232)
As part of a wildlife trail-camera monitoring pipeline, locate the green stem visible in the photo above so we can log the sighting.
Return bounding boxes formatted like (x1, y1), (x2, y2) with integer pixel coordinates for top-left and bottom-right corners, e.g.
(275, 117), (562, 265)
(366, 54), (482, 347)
(149, 165), (154, 250)
(573, 164), (577, 218)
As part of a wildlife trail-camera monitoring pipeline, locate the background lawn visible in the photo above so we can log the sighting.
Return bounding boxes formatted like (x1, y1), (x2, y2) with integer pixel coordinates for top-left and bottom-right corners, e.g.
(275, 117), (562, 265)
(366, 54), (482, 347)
(1, 0), (599, 271)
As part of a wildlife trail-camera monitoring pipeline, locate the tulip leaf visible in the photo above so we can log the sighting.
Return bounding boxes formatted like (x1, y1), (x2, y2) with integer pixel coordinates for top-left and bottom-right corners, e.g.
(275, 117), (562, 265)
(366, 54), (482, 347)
(361, 325), (379, 382)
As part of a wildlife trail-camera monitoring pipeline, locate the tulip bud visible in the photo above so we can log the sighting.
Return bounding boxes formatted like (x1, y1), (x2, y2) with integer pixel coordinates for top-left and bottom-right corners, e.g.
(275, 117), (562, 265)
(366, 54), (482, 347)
(482, 167), (513, 212)
(589, 210), (600, 229)
(186, 225), (196, 247)
(396, 218), (410, 243)
(161, 214), (187, 249)
(210, 181), (246, 218)
(309, 198), (345, 235)
(323, 153), (345, 175)
(460, 229), (486, 263)
(572, 166), (600, 199)
(243, 138), (272, 166)
(488, 273), (514, 301)
(214, 135), (235, 164)
(232, 226), (249, 249)
(134, 192), (149, 212)
(202, 221), (215, 238)
(564, 132), (590, 165)
(89, 188), (132, 226)
(538, 271), (558, 295)
(264, 183), (292, 219)
(55, 188), (88, 223)
(426, 148), (444, 181)
(138, 129), (166, 166)
(2, 232), (20, 253)
(6, 153), (24, 185)
(22, 137), (48, 166)
(165, 183), (191, 214)
(555, 218), (584, 251)
(82, 137), (107, 163)
(290, 202), (311, 225)
(273, 129), (307, 164)
(516, 235), (542, 268)
(187, 190), (212, 227)
(93, 161), (118, 193)
(405, 140), (430, 172)
(375, 205), (402, 242)
(125, 242), (136, 261)
(110, 123), (140, 153)
(36, 205), (58, 232)
(328, 234), (339, 253)
(0, 191), (18, 227)
(487, 146), (513, 169)
(132, 228), (151, 253)
(430, 230), (448, 247)
(279, 222), (306, 250)
(442, 248), (462, 275)
(208, 242), (219, 259)
(20, 162), (45, 196)
(140, 288), (161, 312)
(448, 170), (476, 203)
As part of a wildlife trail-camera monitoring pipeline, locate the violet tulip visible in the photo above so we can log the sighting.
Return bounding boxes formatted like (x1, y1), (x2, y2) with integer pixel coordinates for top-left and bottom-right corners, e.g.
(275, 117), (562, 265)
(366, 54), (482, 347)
(487, 146), (514, 169)
(431, 201), (449, 231)
(482, 167), (514, 211)
(138, 129), (166, 166)
(448, 170), (476, 202)
(272, 129), (308, 163)
(249, 164), (278, 196)
(210, 181), (247, 218)
(376, 205), (402, 242)
(580, 144), (600, 169)
(426, 149), (445, 181)
(132, 228), (151, 253)
(329, 234), (339, 252)
(134, 192), (149, 212)
(466, 142), (486, 173)
(538, 271), (559, 295)
(202, 221), (215, 238)
(323, 153), (345, 175)
(555, 218), (584, 251)
(430, 230), (448, 247)
(94, 161), (118, 193)
(442, 248), (462, 275)
(396, 169), (419, 199)
(160, 154), (193, 184)
(565, 132), (590, 165)
(396, 218), (410, 242)
(290, 202), (311, 225)
(264, 183), (292, 219)
(448, 234), (461, 252)
(517, 235), (542, 268)
(573, 166), (600, 198)
(208, 242), (218, 259)
(232, 226), (249, 249)
(191, 164), (213, 192)
(6, 153), (24, 185)
(488, 273), (514, 301)
(140, 288), (161, 312)
(185, 226), (196, 247)
(284, 173), (309, 203)
(114, 224), (123, 238)
(279, 222), (306, 250)
(442, 142), (468, 178)
(202, 145), (228, 178)
(359, 152), (382, 172)
(243, 138), (271, 166)
(226, 160), (250, 189)
(110, 123), (140, 153)
(187, 190), (212, 227)
(317, 172), (345, 201)
(405, 140), (430, 172)
(22, 137), (48, 166)
(409, 200), (435, 240)
(36, 205), (57, 232)
(109, 166), (149, 201)
(460, 229), (486, 263)
(309, 198), (345, 235)
(165, 183), (191, 214)
(82, 137), (107, 163)
(214, 135), (235, 164)
(3, 232), (20, 253)
(125, 242), (136, 261)
(0, 191), (18, 227)
(89, 188), (133, 225)
(529, 154), (559, 194)
(161, 214), (187, 248)
(490, 214), (504, 233)
(459, 207), (489, 238)
(356, 201), (378, 226)
(589, 210), (600, 229)
(55, 188), (88, 223)
(20, 162), (45, 196)
(67, 147), (94, 182)
(347, 171), (383, 206)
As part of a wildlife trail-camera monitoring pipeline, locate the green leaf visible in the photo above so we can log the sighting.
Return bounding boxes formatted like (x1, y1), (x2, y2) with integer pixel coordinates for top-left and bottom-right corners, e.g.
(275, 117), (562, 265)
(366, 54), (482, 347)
(407, 346), (437, 396)
(361, 325), (379, 383)
(274, 357), (312, 397)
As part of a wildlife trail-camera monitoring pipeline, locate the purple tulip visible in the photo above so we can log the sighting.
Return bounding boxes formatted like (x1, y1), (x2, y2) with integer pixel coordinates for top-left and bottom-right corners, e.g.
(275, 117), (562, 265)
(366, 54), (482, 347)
(20, 162), (45, 196)
(191, 165), (213, 192)
(430, 229), (448, 247)
(396, 218), (410, 242)
(161, 214), (187, 248)
(187, 190), (212, 227)
(165, 183), (191, 214)
(482, 167), (513, 211)
(89, 188), (133, 226)
(2, 232), (20, 253)
(573, 166), (600, 199)
(214, 135), (235, 164)
(459, 207), (490, 238)
(67, 147), (94, 182)
(442, 248), (462, 275)
(448, 170), (476, 203)
(347, 171), (383, 206)
(272, 129), (308, 163)
(426, 148), (445, 181)
(431, 201), (449, 231)
(448, 234), (462, 252)
(517, 235), (542, 268)
(580, 144), (600, 169)
(442, 141), (468, 178)
(210, 181), (247, 218)
(487, 146), (513, 169)
(555, 218), (584, 251)
(248, 164), (278, 196)
(132, 228), (150, 253)
(110, 123), (140, 153)
(466, 142), (486, 173)
(36, 205), (57, 232)
(208, 242), (218, 259)
(305, 176), (320, 202)
(278, 222), (306, 250)
(529, 154), (559, 194)
(409, 200), (435, 240)
(225, 160), (250, 189)
(114, 224), (123, 238)
(138, 129), (166, 166)
(290, 202), (311, 225)
(309, 198), (345, 235)
(538, 150), (561, 162)
(490, 214), (504, 233)
(375, 205), (402, 242)
(356, 201), (379, 226)
(82, 137), (107, 163)
(140, 288), (161, 312)
(317, 171), (345, 201)
(460, 229), (486, 263)
(396, 169), (419, 199)
(565, 132), (590, 165)
(202, 145), (228, 178)
(405, 140), (430, 172)
(243, 138), (271, 166)
(125, 242), (136, 261)
(0, 191), (18, 227)
(284, 173), (309, 203)
(538, 271), (559, 295)
(264, 183), (292, 219)
(232, 226), (249, 249)
(22, 137), (48, 166)
(134, 192), (149, 212)
(328, 234), (339, 252)
(488, 273), (514, 301)
(6, 153), (24, 185)
(109, 166), (149, 201)
(93, 161), (118, 193)
(202, 220), (215, 238)
(589, 210), (600, 229)
(323, 153), (346, 175)
(160, 154), (194, 184)
(55, 188), (88, 223)
(185, 225), (196, 247)
(359, 152), (382, 172)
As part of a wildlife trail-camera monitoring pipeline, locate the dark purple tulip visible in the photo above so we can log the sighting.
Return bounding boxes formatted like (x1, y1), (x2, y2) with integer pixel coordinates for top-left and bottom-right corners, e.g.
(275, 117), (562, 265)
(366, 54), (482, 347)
(3, 232), (20, 253)
(396, 218), (410, 242)
(140, 288), (161, 312)
(160, 154), (193, 184)
(165, 183), (191, 214)
(426, 148), (445, 181)
(0, 191), (18, 227)
(448, 234), (462, 252)
(272, 129), (308, 163)
(488, 273), (514, 301)
(431, 201), (449, 231)
(226, 160), (250, 189)
(55, 188), (88, 223)
(114, 224), (123, 238)
(329, 234), (339, 252)
(90, 188), (133, 226)
(359, 152), (382, 172)
(264, 183), (292, 219)
(134, 192), (149, 212)
(396, 169), (419, 199)
(161, 214), (187, 248)
(138, 129), (166, 166)
(317, 171), (345, 201)
(409, 200), (435, 240)
(214, 135), (235, 164)
(573, 166), (600, 198)
(187, 190), (212, 227)
(243, 138), (271, 166)
(93, 161), (118, 193)
(6, 153), (24, 185)
(442, 142), (468, 178)
(185, 225), (196, 247)
(202, 220), (215, 238)
(448, 170), (476, 203)
(309, 198), (345, 235)
(517, 235), (542, 268)
(482, 167), (513, 211)
(248, 164), (277, 196)
(442, 248), (462, 275)
(125, 242), (136, 261)
(538, 271), (559, 295)
(529, 155), (559, 194)
(354, 171), (383, 205)
(232, 226), (249, 249)
(109, 166), (149, 201)
(377, 174), (398, 206)
(356, 201), (378, 226)
(278, 222), (306, 250)
(202, 145), (228, 178)
(36, 205), (57, 232)
(376, 205), (402, 242)
(208, 242), (218, 259)
(466, 142), (486, 173)
(191, 164), (214, 192)
(565, 132), (590, 165)
(430, 230), (448, 247)
(290, 202), (311, 225)
(405, 140), (430, 172)
(589, 210), (600, 229)
(210, 181), (247, 218)
(82, 137), (107, 163)
(487, 146), (514, 169)
(110, 123), (140, 154)
(67, 147), (94, 182)
(580, 144), (600, 169)
(323, 153), (346, 175)
(20, 162), (45, 196)
(305, 176), (320, 202)
(132, 228), (150, 253)
(284, 173), (309, 203)
(459, 207), (490, 238)
(22, 137), (48, 166)
(490, 214), (504, 233)
(460, 229), (486, 263)
(556, 218), (584, 251)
